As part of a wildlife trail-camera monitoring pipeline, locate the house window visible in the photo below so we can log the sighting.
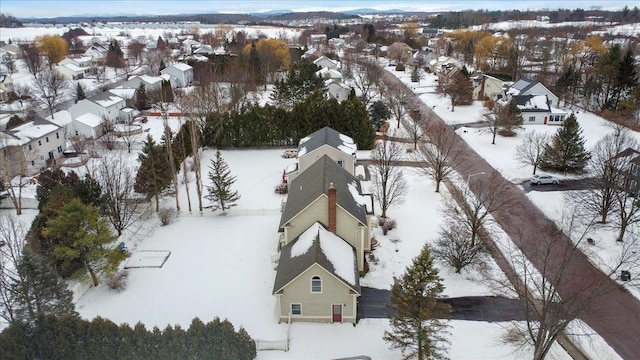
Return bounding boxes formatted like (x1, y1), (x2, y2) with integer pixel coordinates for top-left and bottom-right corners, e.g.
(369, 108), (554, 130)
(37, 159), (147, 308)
(38, 140), (42, 146)
(337, 160), (344, 168)
(57, 146), (62, 153)
(528, 116), (535, 122)
(311, 276), (322, 293)
(46, 137), (49, 143)
(75, 130), (79, 136)
(291, 303), (302, 315)
(56, 132), (60, 139)
(31, 161), (35, 166)
(28, 144), (32, 150)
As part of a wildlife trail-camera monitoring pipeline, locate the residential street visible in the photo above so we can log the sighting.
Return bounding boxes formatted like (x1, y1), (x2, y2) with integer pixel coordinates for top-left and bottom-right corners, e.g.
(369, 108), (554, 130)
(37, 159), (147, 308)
(381, 71), (640, 360)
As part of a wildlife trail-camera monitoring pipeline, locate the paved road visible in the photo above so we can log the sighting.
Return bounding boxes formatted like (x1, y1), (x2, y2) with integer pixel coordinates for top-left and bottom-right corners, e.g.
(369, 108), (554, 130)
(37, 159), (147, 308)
(357, 287), (526, 321)
(381, 71), (640, 360)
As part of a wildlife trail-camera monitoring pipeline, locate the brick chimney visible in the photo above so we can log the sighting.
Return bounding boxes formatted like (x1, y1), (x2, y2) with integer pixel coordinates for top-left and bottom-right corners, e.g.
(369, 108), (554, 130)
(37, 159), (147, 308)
(328, 182), (337, 233)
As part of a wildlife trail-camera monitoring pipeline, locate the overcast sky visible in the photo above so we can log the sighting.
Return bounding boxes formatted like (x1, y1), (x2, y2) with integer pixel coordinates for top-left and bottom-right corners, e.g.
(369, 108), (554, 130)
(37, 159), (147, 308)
(2, 0), (635, 19)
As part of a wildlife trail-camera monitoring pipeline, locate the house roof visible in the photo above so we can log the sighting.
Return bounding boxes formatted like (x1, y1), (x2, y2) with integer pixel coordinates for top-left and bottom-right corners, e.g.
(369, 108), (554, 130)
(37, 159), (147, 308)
(313, 55), (338, 67)
(316, 67), (342, 79)
(7, 117), (60, 141)
(75, 113), (103, 127)
(60, 63), (86, 73)
(273, 222), (360, 295)
(510, 78), (538, 93)
(279, 155), (368, 229)
(297, 126), (357, 158)
(88, 92), (124, 108)
(46, 110), (73, 128)
(109, 87), (136, 99)
(511, 94), (550, 112)
(170, 62), (192, 71)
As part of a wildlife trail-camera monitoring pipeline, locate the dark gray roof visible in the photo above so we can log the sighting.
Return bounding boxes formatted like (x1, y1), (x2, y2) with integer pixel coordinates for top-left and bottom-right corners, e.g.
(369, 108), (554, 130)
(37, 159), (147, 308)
(298, 126), (356, 156)
(511, 94), (550, 112)
(273, 223), (360, 295)
(279, 155), (368, 229)
(511, 78), (538, 93)
(88, 91), (119, 103)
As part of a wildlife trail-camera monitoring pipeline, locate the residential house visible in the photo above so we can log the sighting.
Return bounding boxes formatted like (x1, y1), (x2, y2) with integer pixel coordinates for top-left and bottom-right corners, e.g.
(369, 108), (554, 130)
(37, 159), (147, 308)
(69, 92), (126, 123)
(313, 55), (339, 70)
(45, 110), (73, 136)
(0, 73), (14, 102)
(182, 39), (201, 55)
(287, 126), (357, 182)
(72, 113), (106, 139)
(315, 67), (343, 81)
(429, 56), (462, 84)
(83, 41), (109, 63)
(161, 63), (194, 87)
(193, 44), (214, 56)
(1, 43), (22, 60)
(500, 94), (567, 125)
(122, 74), (166, 92)
(56, 63), (87, 80)
(472, 73), (504, 101)
(504, 78), (559, 107)
(324, 80), (351, 103)
(273, 222), (360, 324)
(279, 155), (373, 273)
(609, 148), (640, 195)
(1, 117), (65, 175)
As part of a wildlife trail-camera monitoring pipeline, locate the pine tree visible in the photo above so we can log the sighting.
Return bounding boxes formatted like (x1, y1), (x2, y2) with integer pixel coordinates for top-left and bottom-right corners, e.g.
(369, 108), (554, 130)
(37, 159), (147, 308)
(10, 249), (79, 325)
(369, 100), (391, 130)
(540, 113), (590, 173)
(75, 82), (86, 103)
(384, 245), (451, 360)
(134, 83), (150, 111)
(41, 198), (128, 286)
(135, 135), (172, 212)
(206, 150), (240, 212)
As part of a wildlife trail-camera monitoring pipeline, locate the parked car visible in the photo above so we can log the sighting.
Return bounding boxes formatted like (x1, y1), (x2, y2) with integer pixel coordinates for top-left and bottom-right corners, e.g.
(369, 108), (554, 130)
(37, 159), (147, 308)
(530, 174), (559, 185)
(282, 149), (298, 158)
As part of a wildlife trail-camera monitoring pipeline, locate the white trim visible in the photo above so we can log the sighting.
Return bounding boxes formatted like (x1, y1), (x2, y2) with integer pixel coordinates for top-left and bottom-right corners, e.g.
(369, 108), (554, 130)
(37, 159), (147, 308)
(311, 275), (323, 294)
(291, 303), (302, 315)
(331, 303), (343, 323)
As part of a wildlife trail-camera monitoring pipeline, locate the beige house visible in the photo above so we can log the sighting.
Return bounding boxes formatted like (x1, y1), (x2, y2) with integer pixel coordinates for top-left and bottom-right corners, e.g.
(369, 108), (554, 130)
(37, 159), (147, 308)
(279, 155), (373, 272)
(0, 74), (13, 102)
(472, 73), (504, 101)
(286, 127), (357, 183)
(273, 222), (360, 324)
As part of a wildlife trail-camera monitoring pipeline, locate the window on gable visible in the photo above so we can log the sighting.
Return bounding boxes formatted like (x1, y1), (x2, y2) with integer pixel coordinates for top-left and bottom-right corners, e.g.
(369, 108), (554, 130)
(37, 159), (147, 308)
(38, 140), (42, 146)
(311, 276), (322, 293)
(337, 160), (344, 168)
(31, 161), (35, 166)
(528, 116), (535, 122)
(46, 137), (49, 142)
(291, 303), (301, 315)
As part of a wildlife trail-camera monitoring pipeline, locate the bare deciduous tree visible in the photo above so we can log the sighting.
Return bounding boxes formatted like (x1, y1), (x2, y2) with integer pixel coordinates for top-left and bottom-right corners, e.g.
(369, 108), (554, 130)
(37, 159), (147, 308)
(32, 68), (69, 117)
(385, 81), (412, 129)
(175, 90), (205, 214)
(489, 206), (640, 360)
(433, 215), (486, 273)
(0, 140), (37, 215)
(89, 152), (144, 237)
(578, 125), (638, 225)
(515, 130), (550, 175)
(98, 119), (117, 151)
(0, 214), (27, 324)
(347, 56), (384, 106)
(406, 111), (426, 150)
(157, 99), (180, 212)
(414, 123), (463, 192)
(371, 139), (408, 218)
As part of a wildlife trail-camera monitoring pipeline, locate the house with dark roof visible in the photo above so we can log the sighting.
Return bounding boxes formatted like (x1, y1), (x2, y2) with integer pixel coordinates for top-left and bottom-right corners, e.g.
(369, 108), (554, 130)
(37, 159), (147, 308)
(498, 94), (567, 125)
(273, 222), (360, 324)
(279, 155), (373, 273)
(504, 78), (559, 107)
(286, 127), (357, 183)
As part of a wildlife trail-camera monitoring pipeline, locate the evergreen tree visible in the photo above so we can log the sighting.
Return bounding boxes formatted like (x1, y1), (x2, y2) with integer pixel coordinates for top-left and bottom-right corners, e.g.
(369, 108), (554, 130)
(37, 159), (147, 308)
(41, 198), (128, 286)
(206, 150), (240, 212)
(106, 40), (125, 68)
(6, 114), (24, 130)
(75, 82), (86, 103)
(369, 100), (391, 130)
(135, 135), (172, 212)
(10, 249), (78, 326)
(540, 113), (590, 173)
(384, 245), (451, 360)
(134, 83), (150, 111)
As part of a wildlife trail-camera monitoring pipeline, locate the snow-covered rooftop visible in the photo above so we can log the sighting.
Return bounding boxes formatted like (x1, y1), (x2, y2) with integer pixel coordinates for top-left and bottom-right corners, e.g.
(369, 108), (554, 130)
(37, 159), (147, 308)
(170, 62), (192, 71)
(46, 110), (73, 128)
(109, 87), (136, 99)
(75, 112), (103, 127)
(9, 119), (60, 141)
(89, 92), (124, 108)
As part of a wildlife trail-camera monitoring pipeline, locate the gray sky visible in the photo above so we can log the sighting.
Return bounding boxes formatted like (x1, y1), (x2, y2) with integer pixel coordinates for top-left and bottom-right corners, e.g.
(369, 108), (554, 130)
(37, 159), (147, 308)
(1, 0), (634, 19)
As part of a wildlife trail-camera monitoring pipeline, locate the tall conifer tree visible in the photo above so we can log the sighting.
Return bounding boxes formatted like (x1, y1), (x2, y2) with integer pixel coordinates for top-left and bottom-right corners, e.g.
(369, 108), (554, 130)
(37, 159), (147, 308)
(540, 113), (590, 172)
(206, 150), (240, 212)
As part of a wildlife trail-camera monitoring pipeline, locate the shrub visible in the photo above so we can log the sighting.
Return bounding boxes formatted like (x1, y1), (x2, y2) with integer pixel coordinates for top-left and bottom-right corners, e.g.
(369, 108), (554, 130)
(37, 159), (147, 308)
(395, 63), (405, 71)
(158, 207), (176, 226)
(107, 270), (128, 292)
(382, 218), (397, 235)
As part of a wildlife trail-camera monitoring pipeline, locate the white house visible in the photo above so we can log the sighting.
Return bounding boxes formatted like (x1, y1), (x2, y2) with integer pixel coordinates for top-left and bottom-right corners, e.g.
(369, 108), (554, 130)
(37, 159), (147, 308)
(160, 63), (194, 87)
(56, 63), (87, 80)
(502, 94), (567, 125)
(0, 73), (13, 102)
(324, 80), (351, 103)
(313, 55), (339, 70)
(316, 67), (343, 81)
(182, 39), (201, 55)
(69, 92), (126, 123)
(505, 78), (559, 107)
(2, 118), (66, 174)
(72, 113), (105, 139)
(121, 74), (167, 92)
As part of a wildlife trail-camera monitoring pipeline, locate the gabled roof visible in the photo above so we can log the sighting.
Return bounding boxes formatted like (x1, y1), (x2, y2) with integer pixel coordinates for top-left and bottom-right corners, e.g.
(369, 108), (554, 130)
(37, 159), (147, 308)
(313, 55), (338, 67)
(511, 94), (550, 112)
(7, 117), (61, 141)
(273, 222), (360, 295)
(279, 155), (368, 229)
(88, 92), (124, 108)
(169, 62), (192, 71)
(75, 113), (103, 127)
(297, 126), (357, 157)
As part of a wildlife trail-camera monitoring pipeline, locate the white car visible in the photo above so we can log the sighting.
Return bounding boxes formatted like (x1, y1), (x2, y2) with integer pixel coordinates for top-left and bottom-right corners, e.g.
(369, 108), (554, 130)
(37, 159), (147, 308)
(530, 174), (559, 185)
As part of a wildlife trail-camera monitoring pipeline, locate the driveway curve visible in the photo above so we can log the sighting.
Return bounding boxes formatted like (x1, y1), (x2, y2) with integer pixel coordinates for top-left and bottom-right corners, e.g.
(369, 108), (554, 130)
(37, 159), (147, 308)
(381, 71), (640, 360)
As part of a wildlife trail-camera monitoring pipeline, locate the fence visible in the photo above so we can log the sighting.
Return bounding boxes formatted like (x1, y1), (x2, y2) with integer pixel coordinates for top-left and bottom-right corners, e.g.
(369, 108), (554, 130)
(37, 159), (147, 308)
(254, 312), (291, 352)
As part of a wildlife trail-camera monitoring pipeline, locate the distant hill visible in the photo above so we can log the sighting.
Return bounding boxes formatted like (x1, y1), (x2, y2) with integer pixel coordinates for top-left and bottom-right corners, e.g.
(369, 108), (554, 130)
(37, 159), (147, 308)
(342, 8), (406, 15)
(0, 13), (23, 28)
(266, 11), (359, 21)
